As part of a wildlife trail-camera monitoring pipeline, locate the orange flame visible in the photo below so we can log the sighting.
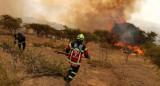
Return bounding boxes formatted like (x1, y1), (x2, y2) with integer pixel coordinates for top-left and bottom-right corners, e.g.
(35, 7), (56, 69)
(109, 24), (114, 32)
(114, 42), (124, 47)
(127, 45), (144, 55)
(118, 16), (126, 23)
(108, 15), (126, 31)
(114, 42), (144, 55)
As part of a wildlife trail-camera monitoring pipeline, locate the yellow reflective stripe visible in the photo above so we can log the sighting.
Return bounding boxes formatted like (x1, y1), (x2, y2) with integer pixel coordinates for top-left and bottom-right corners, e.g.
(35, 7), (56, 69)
(70, 51), (73, 60)
(81, 50), (84, 52)
(68, 75), (73, 79)
(81, 48), (87, 52)
(68, 48), (82, 65)
(77, 52), (81, 63)
(71, 71), (76, 75)
(69, 44), (72, 49)
(67, 59), (81, 65)
(74, 48), (80, 51)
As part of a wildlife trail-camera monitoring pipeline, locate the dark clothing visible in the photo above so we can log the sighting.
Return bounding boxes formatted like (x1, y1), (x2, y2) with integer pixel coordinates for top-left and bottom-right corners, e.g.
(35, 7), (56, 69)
(14, 33), (26, 42)
(65, 66), (80, 82)
(18, 42), (26, 50)
(13, 33), (26, 50)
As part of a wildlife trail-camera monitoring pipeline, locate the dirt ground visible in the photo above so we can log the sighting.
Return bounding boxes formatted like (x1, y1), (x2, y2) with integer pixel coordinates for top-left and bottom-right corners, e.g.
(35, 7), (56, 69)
(0, 31), (160, 86)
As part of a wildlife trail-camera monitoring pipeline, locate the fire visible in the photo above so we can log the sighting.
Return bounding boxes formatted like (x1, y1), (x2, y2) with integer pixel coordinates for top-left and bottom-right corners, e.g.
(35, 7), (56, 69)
(109, 24), (113, 32)
(114, 42), (144, 55)
(114, 42), (124, 47)
(118, 16), (126, 23)
(127, 45), (144, 55)
(109, 15), (144, 55)
(108, 15), (126, 32)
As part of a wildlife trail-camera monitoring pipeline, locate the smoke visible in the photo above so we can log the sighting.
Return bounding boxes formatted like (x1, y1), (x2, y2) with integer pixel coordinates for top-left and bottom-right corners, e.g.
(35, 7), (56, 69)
(111, 23), (139, 46)
(0, 0), (145, 31)
(64, 0), (146, 31)
(0, 0), (25, 17)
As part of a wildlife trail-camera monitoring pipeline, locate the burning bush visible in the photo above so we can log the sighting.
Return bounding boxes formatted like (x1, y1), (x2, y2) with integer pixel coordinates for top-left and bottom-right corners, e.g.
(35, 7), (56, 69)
(111, 23), (158, 56)
(112, 23), (140, 46)
(112, 23), (157, 46)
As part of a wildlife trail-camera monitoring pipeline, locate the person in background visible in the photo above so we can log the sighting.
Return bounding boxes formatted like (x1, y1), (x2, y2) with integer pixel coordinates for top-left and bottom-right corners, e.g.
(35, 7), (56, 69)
(13, 32), (26, 51)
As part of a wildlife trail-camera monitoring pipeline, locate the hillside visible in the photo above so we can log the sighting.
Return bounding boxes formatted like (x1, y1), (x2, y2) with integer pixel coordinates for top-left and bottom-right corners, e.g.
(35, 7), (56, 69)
(22, 17), (65, 30)
(0, 29), (160, 86)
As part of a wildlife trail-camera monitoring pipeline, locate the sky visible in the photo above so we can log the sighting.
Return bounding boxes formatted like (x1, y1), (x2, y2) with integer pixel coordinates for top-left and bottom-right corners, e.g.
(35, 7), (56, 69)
(129, 0), (160, 35)
(131, 0), (160, 25)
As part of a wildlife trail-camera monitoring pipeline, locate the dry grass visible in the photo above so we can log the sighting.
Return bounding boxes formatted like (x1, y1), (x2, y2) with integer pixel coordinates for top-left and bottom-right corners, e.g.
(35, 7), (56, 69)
(0, 39), (68, 78)
(87, 59), (112, 69)
(0, 55), (20, 86)
(33, 42), (54, 49)
(20, 49), (68, 77)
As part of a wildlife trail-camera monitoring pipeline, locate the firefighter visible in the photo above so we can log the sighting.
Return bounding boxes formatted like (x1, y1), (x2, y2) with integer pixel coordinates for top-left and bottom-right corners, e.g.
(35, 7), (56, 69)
(64, 34), (90, 86)
(13, 32), (26, 51)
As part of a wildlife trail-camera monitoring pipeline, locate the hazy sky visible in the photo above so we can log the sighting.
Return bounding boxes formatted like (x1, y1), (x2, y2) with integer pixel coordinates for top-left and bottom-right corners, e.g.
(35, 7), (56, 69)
(131, 0), (160, 24)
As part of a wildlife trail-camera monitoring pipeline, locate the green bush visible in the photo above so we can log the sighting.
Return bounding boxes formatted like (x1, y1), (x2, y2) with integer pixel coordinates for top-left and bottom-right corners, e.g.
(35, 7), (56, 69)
(83, 32), (100, 43)
(141, 42), (160, 69)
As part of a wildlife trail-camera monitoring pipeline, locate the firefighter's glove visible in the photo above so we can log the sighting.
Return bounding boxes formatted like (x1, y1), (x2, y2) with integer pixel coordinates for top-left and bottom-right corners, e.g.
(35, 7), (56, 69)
(66, 53), (69, 56)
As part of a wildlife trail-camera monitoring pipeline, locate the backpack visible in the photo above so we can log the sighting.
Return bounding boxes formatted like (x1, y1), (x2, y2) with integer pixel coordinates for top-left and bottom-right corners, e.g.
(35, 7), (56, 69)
(68, 43), (84, 66)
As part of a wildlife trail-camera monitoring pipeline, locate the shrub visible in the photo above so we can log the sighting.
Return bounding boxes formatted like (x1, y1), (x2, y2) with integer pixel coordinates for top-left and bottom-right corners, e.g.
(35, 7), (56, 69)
(100, 42), (112, 49)
(55, 44), (66, 52)
(27, 23), (57, 37)
(1, 40), (68, 77)
(0, 56), (20, 86)
(43, 42), (54, 49)
(0, 15), (21, 35)
(33, 43), (42, 47)
(20, 49), (68, 77)
(83, 32), (100, 43)
(87, 59), (112, 69)
(1, 41), (21, 56)
(33, 42), (54, 49)
(141, 42), (160, 69)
